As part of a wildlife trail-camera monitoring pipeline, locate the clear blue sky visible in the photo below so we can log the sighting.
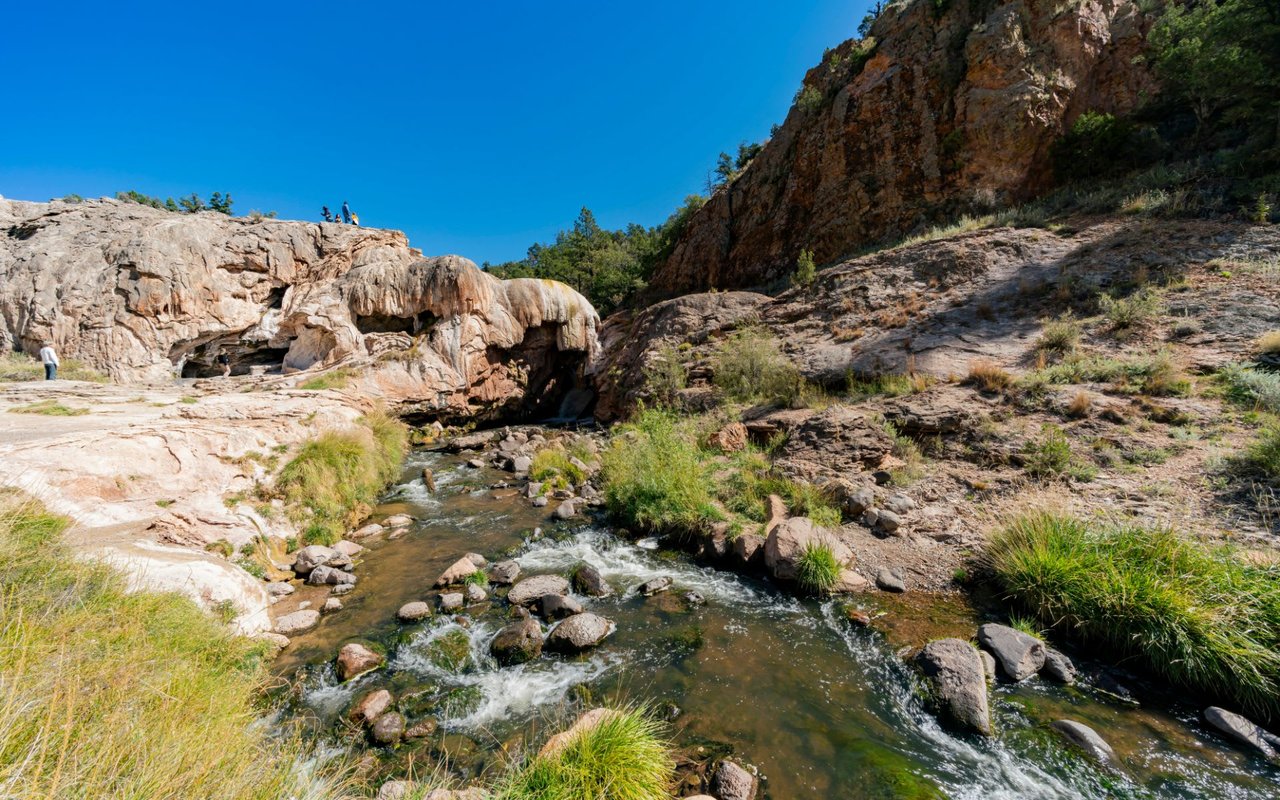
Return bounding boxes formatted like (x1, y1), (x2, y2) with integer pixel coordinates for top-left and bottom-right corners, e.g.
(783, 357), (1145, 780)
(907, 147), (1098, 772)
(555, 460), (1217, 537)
(1, 0), (869, 265)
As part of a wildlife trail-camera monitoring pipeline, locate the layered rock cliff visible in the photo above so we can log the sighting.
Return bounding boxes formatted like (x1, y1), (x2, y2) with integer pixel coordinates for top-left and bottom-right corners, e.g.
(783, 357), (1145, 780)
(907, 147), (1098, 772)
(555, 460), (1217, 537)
(0, 197), (599, 419)
(649, 0), (1157, 296)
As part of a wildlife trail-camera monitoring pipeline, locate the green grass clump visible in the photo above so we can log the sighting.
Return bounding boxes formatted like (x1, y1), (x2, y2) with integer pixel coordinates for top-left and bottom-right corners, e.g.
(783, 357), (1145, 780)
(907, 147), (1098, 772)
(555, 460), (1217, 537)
(531, 449), (587, 488)
(845, 371), (931, 401)
(642, 344), (688, 406)
(711, 326), (800, 405)
(1022, 424), (1096, 482)
(796, 541), (841, 595)
(496, 707), (672, 800)
(718, 449), (842, 527)
(1028, 351), (1190, 396)
(0, 353), (108, 383)
(1220, 363), (1280, 414)
(463, 569), (489, 587)
(0, 492), (343, 798)
(1234, 424), (1280, 481)
(7, 399), (89, 416)
(1035, 314), (1082, 354)
(987, 512), (1280, 717)
(602, 408), (721, 536)
(274, 409), (407, 545)
(1098, 287), (1163, 332)
(297, 367), (355, 391)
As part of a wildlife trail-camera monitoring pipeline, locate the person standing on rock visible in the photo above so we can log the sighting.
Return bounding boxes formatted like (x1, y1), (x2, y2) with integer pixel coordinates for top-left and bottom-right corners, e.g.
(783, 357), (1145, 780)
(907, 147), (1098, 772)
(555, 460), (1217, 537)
(38, 342), (59, 380)
(341, 201), (351, 224)
(321, 205), (332, 222)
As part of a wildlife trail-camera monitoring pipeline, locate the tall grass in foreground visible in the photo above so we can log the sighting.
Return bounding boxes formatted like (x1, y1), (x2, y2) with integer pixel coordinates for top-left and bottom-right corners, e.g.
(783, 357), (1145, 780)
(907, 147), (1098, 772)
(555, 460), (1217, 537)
(495, 707), (671, 800)
(796, 542), (840, 595)
(0, 493), (345, 799)
(275, 410), (408, 545)
(987, 512), (1280, 717)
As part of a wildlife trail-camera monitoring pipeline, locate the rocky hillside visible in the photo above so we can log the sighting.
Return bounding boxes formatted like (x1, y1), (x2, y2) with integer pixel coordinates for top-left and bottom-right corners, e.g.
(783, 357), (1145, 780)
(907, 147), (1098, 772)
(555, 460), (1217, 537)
(649, 0), (1157, 296)
(0, 197), (600, 420)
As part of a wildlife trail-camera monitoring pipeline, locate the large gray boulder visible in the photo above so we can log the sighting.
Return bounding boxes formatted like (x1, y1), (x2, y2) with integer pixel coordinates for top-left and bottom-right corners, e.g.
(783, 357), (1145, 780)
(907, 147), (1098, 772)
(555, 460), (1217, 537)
(489, 559), (521, 585)
(1051, 720), (1114, 763)
(507, 574), (570, 606)
(763, 517), (853, 583)
(274, 609), (320, 635)
(1042, 649), (1077, 684)
(490, 617), (543, 666)
(914, 639), (992, 735)
(293, 545), (338, 574)
(546, 613), (614, 653)
(1204, 707), (1280, 758)
(307, 564), (356, 586)
(571, 563), (612, 596)
(435, 555), (481, 587)
(977, 623), (1046, 682)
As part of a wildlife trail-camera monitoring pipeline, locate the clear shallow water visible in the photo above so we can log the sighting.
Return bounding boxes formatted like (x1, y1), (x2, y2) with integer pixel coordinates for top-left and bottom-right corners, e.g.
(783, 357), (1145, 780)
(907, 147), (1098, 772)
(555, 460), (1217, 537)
(277, 449), (1280, 798)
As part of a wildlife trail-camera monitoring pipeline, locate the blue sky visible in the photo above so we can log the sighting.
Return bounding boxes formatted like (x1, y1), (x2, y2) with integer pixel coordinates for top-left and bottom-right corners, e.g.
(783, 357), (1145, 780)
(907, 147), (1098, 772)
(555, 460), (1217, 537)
(1, 1), (869, 264)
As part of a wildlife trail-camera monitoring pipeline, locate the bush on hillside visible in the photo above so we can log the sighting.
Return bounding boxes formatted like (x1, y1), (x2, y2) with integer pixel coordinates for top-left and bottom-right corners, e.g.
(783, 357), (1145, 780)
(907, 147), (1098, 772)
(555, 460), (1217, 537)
(711, 327), (800, 404)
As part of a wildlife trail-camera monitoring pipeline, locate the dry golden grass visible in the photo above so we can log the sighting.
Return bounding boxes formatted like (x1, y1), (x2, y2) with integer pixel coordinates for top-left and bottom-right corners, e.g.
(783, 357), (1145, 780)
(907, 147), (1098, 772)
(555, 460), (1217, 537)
(1066, 390), (1092, 419)
(966, 359), (1014, 392)
(1256, 330), (1280, 355)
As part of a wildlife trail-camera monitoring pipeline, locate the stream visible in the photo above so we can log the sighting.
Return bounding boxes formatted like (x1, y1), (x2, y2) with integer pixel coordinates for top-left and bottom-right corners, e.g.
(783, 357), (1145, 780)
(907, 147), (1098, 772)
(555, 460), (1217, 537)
(275, 447), (1280, 798)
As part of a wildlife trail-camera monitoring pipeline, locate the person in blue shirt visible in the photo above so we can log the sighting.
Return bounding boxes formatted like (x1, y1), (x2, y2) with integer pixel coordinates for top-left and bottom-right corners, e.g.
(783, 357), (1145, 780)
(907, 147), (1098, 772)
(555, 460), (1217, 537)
(341, 201), (352, 224)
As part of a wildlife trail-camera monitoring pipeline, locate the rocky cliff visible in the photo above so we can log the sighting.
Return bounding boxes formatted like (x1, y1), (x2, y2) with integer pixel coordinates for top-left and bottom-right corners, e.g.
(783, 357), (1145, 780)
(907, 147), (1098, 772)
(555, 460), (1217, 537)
(649, 0), (1157, 296)
(0, 197), (599, 420)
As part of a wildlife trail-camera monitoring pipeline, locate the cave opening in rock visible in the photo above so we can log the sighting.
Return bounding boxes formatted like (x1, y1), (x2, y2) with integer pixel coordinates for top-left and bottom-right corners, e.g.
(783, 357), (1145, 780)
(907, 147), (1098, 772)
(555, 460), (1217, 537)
(173, 335), (291, 378)
(355, 311), (437, 335)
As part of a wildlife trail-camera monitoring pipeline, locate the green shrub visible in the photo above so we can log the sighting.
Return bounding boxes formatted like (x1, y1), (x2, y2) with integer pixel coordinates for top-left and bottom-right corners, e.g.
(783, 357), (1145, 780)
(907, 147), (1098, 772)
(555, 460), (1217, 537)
(530, 448), (587, 487)
(795, 84), (823, 113)
(711, 327), (800, 404)
(1030, 351), (1189, 396)
(792, 248), (817, 288)
(642, 344), (687, 405)
(1234, 424), (1280, 480)
(987, 512), (1280, 716)
(1098, 287), (1163, 331)
(0, 493), (342, 798)
(845, 371), (931, 400)
(718, 451), (841, 526)
(275, 410), (407, 544)
(602, 408), (720, 536)
(1023, 424), (1096, 482)
(796, 541), (841, 595)
(1220, 363), (1280, 413)
(496, 707), (672, 800)
(1051, 111), (1156, 183)
(1035, 314), (1082, 353)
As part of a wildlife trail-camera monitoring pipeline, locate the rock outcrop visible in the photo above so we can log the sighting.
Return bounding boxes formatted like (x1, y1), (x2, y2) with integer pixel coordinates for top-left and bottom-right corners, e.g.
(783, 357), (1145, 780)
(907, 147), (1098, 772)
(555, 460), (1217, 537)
(0, 197), (599, 420)
(648, 0), (1157, 297)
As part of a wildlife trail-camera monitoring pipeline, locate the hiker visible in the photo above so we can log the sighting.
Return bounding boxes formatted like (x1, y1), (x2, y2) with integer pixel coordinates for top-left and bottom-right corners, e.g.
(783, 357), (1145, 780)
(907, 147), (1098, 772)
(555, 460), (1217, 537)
(341, 201), (351, 224)
(351, 212), (360, 226)
(38, 342), (59, 380)
(216, 352), (231, 377)
(321, 206), (332, 222)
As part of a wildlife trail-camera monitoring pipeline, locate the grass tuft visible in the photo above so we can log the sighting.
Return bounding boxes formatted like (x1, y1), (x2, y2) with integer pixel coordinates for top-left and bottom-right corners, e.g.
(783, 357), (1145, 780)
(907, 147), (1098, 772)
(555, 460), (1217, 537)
(987, 512), (1280, 717)
(531, 449), (587, 488)
(711, 327), (800, 405)
(796, 541), (841, 595)
(965, 360), (1014, 393)
(1036, 315), (1082, 354)
(297, 367), (355, 391)
(7, 399), (89, 416)
(1221, 364), (1280, 414)
(1098, 287), (1163, 332)
(1256, 331), (1280, 355)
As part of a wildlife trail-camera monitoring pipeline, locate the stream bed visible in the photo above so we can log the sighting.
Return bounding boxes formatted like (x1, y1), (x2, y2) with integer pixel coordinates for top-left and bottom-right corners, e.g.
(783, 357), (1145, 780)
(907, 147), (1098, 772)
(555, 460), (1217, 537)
(275, 448), (1280, 798)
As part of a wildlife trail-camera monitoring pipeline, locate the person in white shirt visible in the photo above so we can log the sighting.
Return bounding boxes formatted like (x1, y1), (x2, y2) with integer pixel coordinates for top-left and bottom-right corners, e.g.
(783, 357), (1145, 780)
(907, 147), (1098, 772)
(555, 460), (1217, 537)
(38, 343), (59, 380)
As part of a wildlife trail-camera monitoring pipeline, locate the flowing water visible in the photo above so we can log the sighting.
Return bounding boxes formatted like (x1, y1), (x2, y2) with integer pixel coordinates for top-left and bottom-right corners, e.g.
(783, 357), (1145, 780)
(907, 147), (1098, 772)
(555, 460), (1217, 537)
(277, 448), (1280, 798)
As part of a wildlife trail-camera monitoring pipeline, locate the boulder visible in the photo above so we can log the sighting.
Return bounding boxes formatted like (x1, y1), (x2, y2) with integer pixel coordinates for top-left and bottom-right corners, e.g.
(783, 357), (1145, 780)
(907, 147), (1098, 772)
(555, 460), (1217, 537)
(376, 781), (413, 800)
(370, 711), (406, 745)
(571, 563), (612, 597)
(884, 493), (916, 515)
(977, 624), (1046, 682)
(826, 479), (876, 520)
(1051, 720), (1114, 764)
(351, 523), (384, 539)
(732, 533), (766, 568)
(465, 584), (487, 603)
(553, 500), (577, 520)
(1042, 649), (1077, 684)
(835, 568), (871, 592)
(322, 597), (343, 613)
(639, 576), (673, 596)
(538, 593), (583, 620)
(292, 545), (338, 574)
(337, 642), (384, 681)
(448, 430), (499, 451)
(980, 651), (997, 684)
(307, 565), (356, 586)
(383, 514), (414, 527)
(397, 601), (432, 622)
(333, 540), (364, 558)
(274, 609), (320, 635)
(465, 552), (487, 568)
(525, 481), (543, 498)
(876, 508), (903, 534)
(875, 567), (906, 593)
(711, 760), (757, 800)
(914, 639), (992, 735)
(508, 574), (570, 606)
(489, 560), (521, 584)
(763, 517), (853, 583)
(265, 581), (295, 598)
(709, 422), (749, 452)
(510, 455), (532, 473)
(1204, 707), (1280, 758)
(257, 632), (290, 652)
(490, 617), (544, 666)
(349, 689), (393, 724)
(438, 593), (464, 612)
(539, 708), (620, 757)
(546, 613), (614, 653)
(435, 556), (481, 587)
(532, 496), (548, 507)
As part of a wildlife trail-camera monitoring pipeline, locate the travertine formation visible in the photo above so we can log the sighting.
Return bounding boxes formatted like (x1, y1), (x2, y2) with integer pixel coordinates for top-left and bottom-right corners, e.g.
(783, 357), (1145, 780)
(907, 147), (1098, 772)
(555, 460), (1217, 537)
(0, 196), (598, 419)
(649, 0), (1157, 296)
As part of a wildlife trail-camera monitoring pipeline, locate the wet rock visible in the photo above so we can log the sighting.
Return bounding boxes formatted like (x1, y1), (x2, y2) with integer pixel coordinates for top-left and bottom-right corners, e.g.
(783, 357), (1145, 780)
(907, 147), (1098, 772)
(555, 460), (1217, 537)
(709, 421), (748, 452)
(448, 430), (498, 452)
(825, 479), (875, 519)
(422, 469), (437, 493)
(352, 523), (385, 539)
(525, 481), (543, 498)
(322, 597), (343, 613)
(1042, 649), (1077, 684)
(397, 601), (432, 622)
(978, 623), (1046, 682)
(465, 552), (487, 568)
(1051, 720), (1114, 764)
(370, 711), (406, 745)
(764, 517), (853, 583)
(383, 514), (414, 527)
(265, 581), (295, 598)
(700, 525), (731, 560)
(331, 582), (355, 596)
(489, 559), (521, 585)
(507, 574), (570, 606)
(532, 496), (548, 507)
(490, 617), (543, 666)
(350, 689), (393, 724)
(571, 563), (612, 597)
(876, 508), (903, 534)
(274, 609), (320, 635)
(732, 532), (766, 568)
(683, 590), (706, 606)
(916, 639), (992, 735)
(553, 500), (577, 520)
(711, 760), (757, 800)
(337, 642), (384, 681)
(510, 455), (532, 474)
(438, 592), (464, 612)
(980, 651), (997, 683)
(464, 584), (487, 604)
(639, 576), (673, 596)
(333, 540), (364, 558)
(405, 718), (438, 739)
(376, 780), (413, 800)
(435, 555), (482, 587)
(538, 593), (583, 620)
(307, 565), (356, 586)
(546, 613), (614, 652)
(846, 607), (872, 626)
(467, 458), (485, 469)
(875, 567), (906, 593)
(292, 545), (338, 574)
(257, 632), (290, 652)
(539, 708), (619, 757)
(1204, 707), (1280, 758)
(884, 493), (916, 515)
